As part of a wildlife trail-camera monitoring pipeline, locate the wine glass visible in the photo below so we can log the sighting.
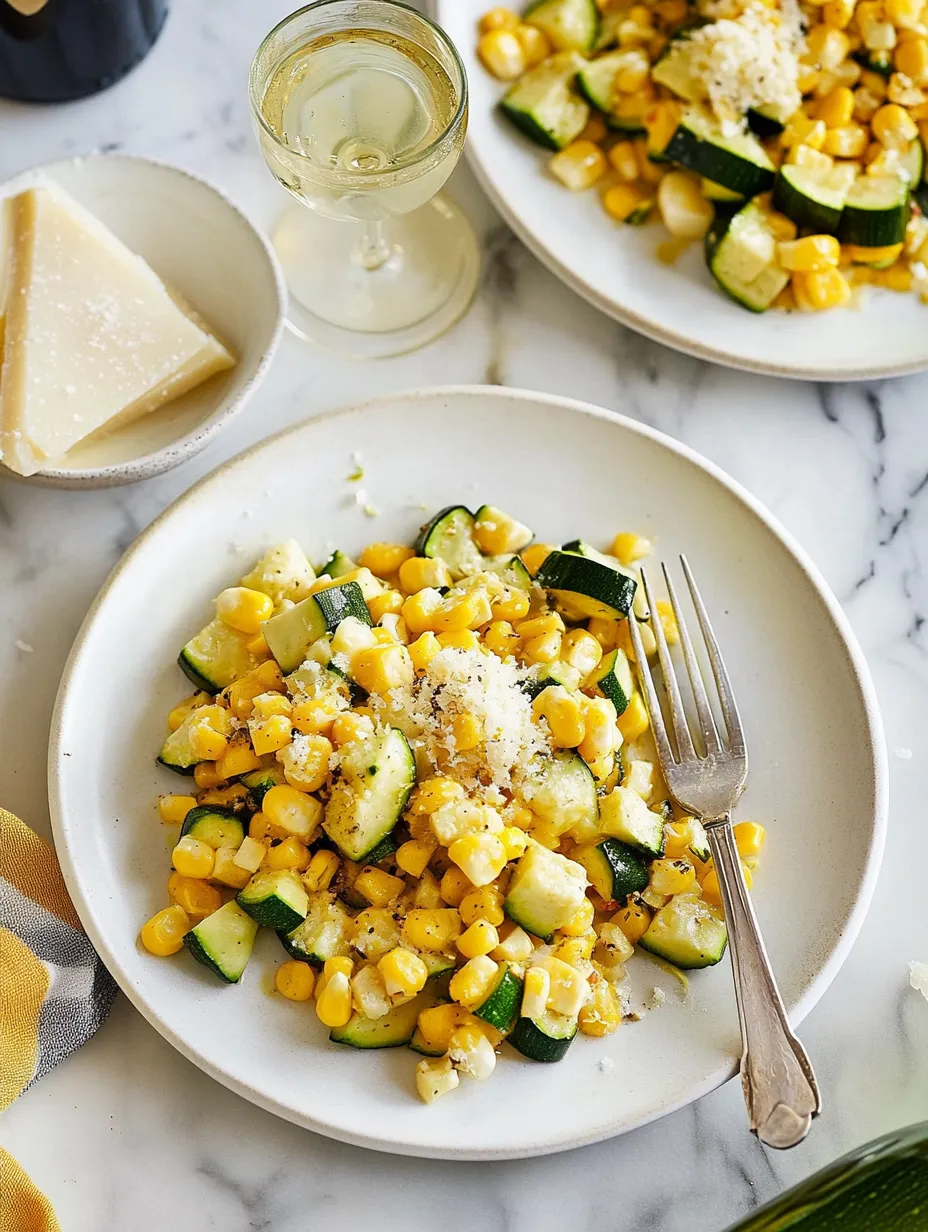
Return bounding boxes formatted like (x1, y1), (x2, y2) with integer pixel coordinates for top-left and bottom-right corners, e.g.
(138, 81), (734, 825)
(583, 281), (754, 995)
(249, 0), (479, 358)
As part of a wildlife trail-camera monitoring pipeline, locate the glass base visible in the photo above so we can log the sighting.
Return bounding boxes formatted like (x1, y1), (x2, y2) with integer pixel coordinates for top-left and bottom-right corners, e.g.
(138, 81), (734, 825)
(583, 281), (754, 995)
(272, 194), (481, 359)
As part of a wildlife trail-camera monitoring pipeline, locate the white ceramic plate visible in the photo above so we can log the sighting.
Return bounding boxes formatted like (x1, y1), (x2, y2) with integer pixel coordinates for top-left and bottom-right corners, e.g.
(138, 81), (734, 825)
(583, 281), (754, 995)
(0, 154), (285, 488)
(49, 387), (886, 1159)
(436, 0), (928, 380)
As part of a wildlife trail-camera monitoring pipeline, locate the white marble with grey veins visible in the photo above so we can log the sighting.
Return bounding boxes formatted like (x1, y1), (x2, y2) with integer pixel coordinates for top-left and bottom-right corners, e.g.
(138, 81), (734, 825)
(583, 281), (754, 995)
(2, 2), (928, 1228)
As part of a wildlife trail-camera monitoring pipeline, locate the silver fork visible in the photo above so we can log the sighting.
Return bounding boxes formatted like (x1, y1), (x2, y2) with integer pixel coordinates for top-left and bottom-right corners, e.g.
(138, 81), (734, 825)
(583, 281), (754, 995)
(627, 556), (821, 1150)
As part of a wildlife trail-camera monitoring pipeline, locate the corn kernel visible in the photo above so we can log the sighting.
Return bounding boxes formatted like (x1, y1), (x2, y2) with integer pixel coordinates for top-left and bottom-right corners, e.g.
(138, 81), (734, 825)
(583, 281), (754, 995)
(226, 661), (285, 720)
(433, 589), (493, 633)
(875, 262), (915, 290)
(168, 873), (222, 921)
(896, 34), (928, 80)
(617, 692), (649, 741)
(491, 922), (534, 963)
(613, 901), (650, 944)
(171, 835), (215, 879)
(562, 629), (603, 676)
(823, 0), (855, 25)
(315, 970), (353, 1027)
(579, 977), (622, 1036)
(602, 182), (653, 223)
(608, 140), (640, 183)
(873, 101), (919, 145)
(355, 866), (406, 907)
(278, 733), (333, 793)
(520, 628), (562, 664)
(399, 556), (452, 594)
(216, 586), (274, 634)
(189, 720), (228, 762)
(157, 794), (197, 825)
(521, 965), (551, 1019)
(262, 784), (324, 841)
(450, 712), (483, 752)
(792, 267), (852, 310)
(778, 234), (842, 271)
(560, 895), (595, 937)
(403, 907), (463, 951)
(394, 839), (435, 878)
(264, 836), (310, 871)
(515, 20), (552, 67)
(817, 84), (855, 127)
(702, 862), (753, 907)
(248, 713), (291, 756)
(649, 857), (697, 895)
(302, 848), (341, 892)
(417, 1002), (470, 1052)
(209, 846), (252, 889)
(140, 905), (190, 956)
(409, 778), (465, 817)
(520, 543), (555, 576)
(415, 1055), (460, 1103)
(359, 543), (415, 577)
(457, 919), (500, 959)
(598, 921), (635, 964)
(324, 956), (354, 980)
(352, 643), (414, 693)
(887, 0), (924, 25)
(276, 960), (315, 1001)
(823, 123), (869, 156)
(532, 685), (585, 747)
(290, 697), (340, 737)
(483, 620), (519, 658)
(459, 885), (505, 927)
(479, 6), (519, 32)
(167, 692), (211, 732)
(402, 632), (438, 674)
(499, 826), (529, 861)
(578, 695), (619, 763)
(248, 812), (271, 842)
(553, 932), (596, 966)
(439, 865), (471, 907)
(378, 947), (429, 1000)
(448, 832), (508, 887)
(231, 835), (267, 874)
(413, 869), (443, 909)
(588, 616), (621, 650)
(806, 24), (850, 69)
(450, 955), (499, 1007)
(490, 588), (531, 623)
(734, 821), (768, 858)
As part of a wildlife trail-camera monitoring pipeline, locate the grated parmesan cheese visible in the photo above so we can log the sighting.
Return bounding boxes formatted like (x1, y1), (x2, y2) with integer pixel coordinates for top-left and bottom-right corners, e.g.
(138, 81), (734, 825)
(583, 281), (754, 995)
(665, 1), (803, 129)
(369, 646), (550, 794)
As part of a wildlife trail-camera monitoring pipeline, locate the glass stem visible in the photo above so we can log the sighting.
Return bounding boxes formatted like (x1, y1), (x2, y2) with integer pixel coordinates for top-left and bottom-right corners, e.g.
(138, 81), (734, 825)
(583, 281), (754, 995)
(354, 218), (391, 272)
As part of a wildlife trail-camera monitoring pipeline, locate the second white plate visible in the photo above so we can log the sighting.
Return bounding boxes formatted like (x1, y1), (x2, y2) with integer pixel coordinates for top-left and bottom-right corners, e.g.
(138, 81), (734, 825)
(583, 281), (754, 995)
(49, 387), (886, 1158)
(437, 0), (928, 380)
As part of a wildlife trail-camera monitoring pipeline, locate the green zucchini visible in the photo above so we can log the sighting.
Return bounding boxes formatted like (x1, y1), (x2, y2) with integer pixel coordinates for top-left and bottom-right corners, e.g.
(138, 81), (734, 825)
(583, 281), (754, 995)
(523, 0), (599, 52)
(520, 751), (598, 840)
(323, 727), (415, 861)
(572, 838), (649, 904)
(663, 109), (775, 196)
(330, 982), (444, 1049)
(772, 163), (855, 234)
(587, 647), (634, 715)
(536, 549), (637, 620)
(178, 618), (261, 693)
(600, 786), (665, 856)
(318, 549), (357, 579)
(854, 47), (893, 76)
(705, 203), (788, 313)
(236, 869), (309, 932)
(575, 50), (628, 113)
(639, 892), (728, 968)
(523, 659), (582, 699)
(747, 107), (786, 138)
(279, 891), (354, 963)
(409, 1027), (445, 1057)
(262, 581), (372, 674)
(363, 833), (398, 865)
(499, 52), (590, 151)
(838, 175), (910, 247)
(473, 962), (523, 1033)
(509, 1007), (578, 1062)
(157, 705), (226, 775)
(504, 843), (589, 940)
(180, 806), (245, 850)
(415, 505), (484, 578)
(184, 900), (259, 983)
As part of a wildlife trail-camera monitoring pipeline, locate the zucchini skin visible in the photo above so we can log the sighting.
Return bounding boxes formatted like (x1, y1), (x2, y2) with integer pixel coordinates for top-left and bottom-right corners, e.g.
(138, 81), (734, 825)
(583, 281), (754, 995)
(177, 653), (221, 694)
(509, 1016), (578, 1062)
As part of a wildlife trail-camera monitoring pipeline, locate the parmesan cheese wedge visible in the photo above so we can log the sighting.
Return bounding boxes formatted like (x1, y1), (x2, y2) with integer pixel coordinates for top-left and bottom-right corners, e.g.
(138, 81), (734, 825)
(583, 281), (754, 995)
(0, 182), (235, 476)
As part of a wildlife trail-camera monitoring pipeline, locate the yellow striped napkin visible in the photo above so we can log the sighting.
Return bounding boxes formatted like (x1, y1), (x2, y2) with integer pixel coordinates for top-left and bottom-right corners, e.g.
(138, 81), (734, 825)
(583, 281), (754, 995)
(0, 807), (117, 1230)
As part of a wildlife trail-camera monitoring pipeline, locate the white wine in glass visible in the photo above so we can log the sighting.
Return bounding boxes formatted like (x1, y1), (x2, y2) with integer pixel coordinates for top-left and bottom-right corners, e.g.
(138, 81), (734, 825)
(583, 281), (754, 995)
(250, 1), (479, 358)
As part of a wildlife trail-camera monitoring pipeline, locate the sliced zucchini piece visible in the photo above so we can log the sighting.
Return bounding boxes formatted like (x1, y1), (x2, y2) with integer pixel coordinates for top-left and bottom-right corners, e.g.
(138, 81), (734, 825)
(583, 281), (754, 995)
(364, 833), (398, 864)
(701, 177), (745, 203)
(773, 163), (855, 234)
(262, 581), (371, 674)
(409, 1027), (445, 1057)
(240, 765), (286, 809)
(747, 106), (785, 138)
(639, 892), (728, 968)
(178, 618), (261, 693)
(572, 838), (649, 904)
(663, 109), (775, 196)
(499, 52), (590, 152)
(587, 647), (634, 716)
(330, 982), (444, 1049)
(599, 786), (665, 856)
(705, 203), (788, 313)
(184, 900), (259, 983)
(486, 554), (533, 591)
(522, 659), (582, 700)
(524, 0), (599, 51)
(575, 50), (630, 113)
(910, 139), (928, 212)
(240, 540), (315, 604)
(536, 549), (637, 620)
(236, 869), (309, 932)
(473, 962), (523, 1033)
(560, 540), (647, 620)
(509, 1007), (578, 1062)
(324, 727), (415, 861)
(415, 505), (484, 578)
(279, 891), (353, 963)
(504, 843), (589, 940)
(520, 751), (598, 839)
(419, 950), (457, 977)
(593, 5), (622, 50)
(474, 504), (534, 553)
(854, 47), (893, 77)
(318, 549), (357, 579)
(157, 704), (228, 775)
(838, 175), (910, 247)
(180, 806), (246, 850)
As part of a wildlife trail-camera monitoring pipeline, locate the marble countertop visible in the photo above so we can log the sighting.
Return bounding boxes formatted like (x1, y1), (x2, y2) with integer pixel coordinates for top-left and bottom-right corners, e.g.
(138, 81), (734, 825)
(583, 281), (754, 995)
(2, 2), (928, 1228)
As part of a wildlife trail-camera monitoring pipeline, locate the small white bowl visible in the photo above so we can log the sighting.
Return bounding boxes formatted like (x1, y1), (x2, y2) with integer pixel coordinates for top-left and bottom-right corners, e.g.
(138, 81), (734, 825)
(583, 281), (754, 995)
(0, 154), (285, 489)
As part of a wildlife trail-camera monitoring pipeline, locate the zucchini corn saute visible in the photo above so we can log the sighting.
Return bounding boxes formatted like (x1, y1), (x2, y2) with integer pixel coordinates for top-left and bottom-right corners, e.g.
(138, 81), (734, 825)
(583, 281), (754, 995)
(477, 0), (928, 312)
(142, 506), (767, 1104)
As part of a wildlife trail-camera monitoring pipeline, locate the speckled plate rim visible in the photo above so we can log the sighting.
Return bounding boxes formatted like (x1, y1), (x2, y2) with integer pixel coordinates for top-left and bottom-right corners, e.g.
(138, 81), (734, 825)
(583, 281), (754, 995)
(47, 386), (888, 1158)
(0, 152), (287, 488)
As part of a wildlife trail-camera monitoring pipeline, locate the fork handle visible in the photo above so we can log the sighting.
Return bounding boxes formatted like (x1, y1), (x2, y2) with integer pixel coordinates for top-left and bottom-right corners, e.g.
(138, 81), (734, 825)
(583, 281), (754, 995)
(706, 817), (822, 1149)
